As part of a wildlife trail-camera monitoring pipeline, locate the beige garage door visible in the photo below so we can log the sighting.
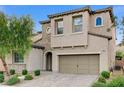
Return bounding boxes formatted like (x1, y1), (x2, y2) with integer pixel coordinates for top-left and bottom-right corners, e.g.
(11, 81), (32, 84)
(59, 54), (99, 74)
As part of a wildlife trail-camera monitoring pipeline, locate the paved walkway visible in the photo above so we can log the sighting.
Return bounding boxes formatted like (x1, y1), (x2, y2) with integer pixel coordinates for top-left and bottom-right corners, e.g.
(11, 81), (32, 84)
(15, 71), (97, 87)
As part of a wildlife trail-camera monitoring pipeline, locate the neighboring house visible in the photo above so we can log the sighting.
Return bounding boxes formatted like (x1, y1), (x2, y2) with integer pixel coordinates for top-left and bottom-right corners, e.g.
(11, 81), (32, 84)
(1, 6), (116, 75)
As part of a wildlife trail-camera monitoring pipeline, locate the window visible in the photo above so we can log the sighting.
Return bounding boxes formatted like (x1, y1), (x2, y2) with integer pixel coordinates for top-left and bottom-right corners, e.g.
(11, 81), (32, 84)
(96, 17), (103, 26)
(55, 19), (63, 34)
(13, 52), (24, 63)
(73, 16), (82, 32)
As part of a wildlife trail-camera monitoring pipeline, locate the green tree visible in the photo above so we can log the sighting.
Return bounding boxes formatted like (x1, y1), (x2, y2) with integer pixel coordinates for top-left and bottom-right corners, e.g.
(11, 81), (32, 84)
(116, 51), (124, 60)
(0, 12), (34, 74)
(114, 17), (124, 45)
(120, 17), (124, 45)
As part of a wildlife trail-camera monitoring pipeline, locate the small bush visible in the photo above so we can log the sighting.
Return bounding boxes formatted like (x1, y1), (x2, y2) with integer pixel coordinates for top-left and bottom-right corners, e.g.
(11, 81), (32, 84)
(6, 76), (20, 85)
(107, 76), (124, 87)
(34, 70), (40, 76)
(0, 74), (4, 83)
(97, 76), (106, 83)
(10, 69), (15, 75)
(116, 51), (124, 60)
(0, 71), (4, 74)
(101, 71), (110, 79)
(92, 81), (107, 87)
(22, 69), (28, 75)
(24, 74), (33, 80)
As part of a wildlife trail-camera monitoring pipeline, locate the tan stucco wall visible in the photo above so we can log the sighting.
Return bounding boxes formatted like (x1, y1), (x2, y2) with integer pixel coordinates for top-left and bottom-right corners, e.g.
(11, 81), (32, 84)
(90, 12), (112, 33)
(35, 23), (52, 70)
(51, 11), (89, 47)
(36, 23), (51, 51)
(52, 34), (109, 73)
(26, 48), (43, 71)
(5, 48), (43, 72)
(50, 11), (114, 48)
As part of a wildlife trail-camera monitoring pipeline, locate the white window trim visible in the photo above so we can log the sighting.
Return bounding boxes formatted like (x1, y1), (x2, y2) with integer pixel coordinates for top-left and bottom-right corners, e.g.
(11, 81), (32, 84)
(95, 16), (104, 27)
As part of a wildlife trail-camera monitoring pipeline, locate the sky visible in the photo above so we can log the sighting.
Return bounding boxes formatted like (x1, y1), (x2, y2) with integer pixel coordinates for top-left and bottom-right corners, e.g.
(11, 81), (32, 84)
(0, 5), (124, 44)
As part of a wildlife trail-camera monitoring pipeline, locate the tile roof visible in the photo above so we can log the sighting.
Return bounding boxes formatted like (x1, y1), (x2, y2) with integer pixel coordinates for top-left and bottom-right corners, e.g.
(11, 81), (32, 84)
(40, 6), (114, 24)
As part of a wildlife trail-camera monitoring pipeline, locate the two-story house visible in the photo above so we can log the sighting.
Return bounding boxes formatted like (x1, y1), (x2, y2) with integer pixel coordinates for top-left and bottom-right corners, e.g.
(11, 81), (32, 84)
(39, 6), (116, 75)
(1, 6), (115, 75)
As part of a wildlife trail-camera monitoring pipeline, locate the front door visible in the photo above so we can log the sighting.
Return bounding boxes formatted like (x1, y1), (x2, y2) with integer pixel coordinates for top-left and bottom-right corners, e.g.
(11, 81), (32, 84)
(46, 52), (52, 71)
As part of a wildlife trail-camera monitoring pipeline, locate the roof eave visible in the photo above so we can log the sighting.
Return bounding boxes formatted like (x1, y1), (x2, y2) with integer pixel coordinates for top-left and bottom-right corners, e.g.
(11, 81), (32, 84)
(48, 6), (91, 18)
(39, 20), (50, 24)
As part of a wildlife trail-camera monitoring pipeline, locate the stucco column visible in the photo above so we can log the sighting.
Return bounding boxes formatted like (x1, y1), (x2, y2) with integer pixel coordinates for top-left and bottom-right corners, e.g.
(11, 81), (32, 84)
(52, 51), (59, 72)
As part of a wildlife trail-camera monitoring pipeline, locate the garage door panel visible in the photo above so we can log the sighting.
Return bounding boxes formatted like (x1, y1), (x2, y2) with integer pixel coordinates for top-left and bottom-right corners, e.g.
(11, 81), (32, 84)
(77, 56), (88, 65)
(59, 55), (77, 73)
(59, 56), (77, 65)
(59, 54), (99, 75)
(78, 69), (89, 74)
(60, 69), (77, 74)
(59, 66), (77, 74)
(78, 65), (89, 69)
(89, 64), (99, 67)
(89, 61), (98, 64)
(60, 65), (76, 69)
(89, 70), (99, 74)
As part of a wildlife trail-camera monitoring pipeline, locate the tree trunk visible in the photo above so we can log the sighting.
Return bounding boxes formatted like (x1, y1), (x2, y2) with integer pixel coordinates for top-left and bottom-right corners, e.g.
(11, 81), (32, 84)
(0, 57), (9, 75)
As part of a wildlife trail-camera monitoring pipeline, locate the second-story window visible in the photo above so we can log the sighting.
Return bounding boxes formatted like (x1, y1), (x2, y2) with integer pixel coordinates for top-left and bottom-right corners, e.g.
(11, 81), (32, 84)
(95, 17), (103, 26)
(73, 16), (82, 32)
(56, 19), (63, 35)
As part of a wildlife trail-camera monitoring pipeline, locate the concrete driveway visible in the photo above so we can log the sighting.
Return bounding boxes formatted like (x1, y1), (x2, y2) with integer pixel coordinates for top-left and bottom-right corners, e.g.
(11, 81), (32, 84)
(16, 71), (98, 87)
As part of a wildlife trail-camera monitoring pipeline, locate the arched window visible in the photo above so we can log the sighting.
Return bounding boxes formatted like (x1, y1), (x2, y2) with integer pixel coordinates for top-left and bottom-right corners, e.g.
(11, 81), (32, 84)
(96, 17), (103, 26)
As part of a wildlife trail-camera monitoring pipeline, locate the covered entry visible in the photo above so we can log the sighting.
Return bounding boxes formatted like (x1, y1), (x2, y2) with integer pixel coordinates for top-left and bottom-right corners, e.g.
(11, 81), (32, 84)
(46, 52), (52, 71)
(59, 54), (99, 74)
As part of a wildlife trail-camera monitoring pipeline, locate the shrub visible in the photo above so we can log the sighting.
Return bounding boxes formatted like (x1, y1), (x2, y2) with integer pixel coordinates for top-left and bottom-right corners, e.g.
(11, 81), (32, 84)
(97, 76), (106, 83)
(0, 74), (4, 83)
(0, 71), (4, 74)
(10, 69), (15, 75)
(101, 71), (110, 79)
(107, 76), (124, 87)
(116, 51), (124, 60)
(6, 76), (20, 85)
(22, 69), (28, 75)
(34, 70), (40, 76)
(24, 74), (33, 80)
(92, 81), (107, 87)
